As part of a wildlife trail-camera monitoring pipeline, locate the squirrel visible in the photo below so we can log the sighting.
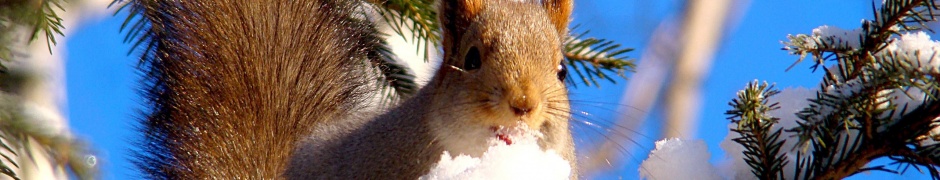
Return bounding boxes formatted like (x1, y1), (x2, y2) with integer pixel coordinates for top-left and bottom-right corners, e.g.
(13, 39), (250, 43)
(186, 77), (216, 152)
(130, 0), (574, 179)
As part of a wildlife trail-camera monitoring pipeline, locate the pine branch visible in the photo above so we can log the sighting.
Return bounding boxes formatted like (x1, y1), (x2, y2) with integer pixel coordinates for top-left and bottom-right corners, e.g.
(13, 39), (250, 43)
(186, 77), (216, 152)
(778, 0), (940, 179)
(912, 143), (940, 177)
(356, 13), (417, 102)
(726, 81), (789, 179)
(785, 0), (940, 149)
(0, 84), (97, 180)
(813, 95), (940, 179)
(0, 1), (89, 179)
(564, 26), (636, 87)
(784, 0), (939, 78)
(789, 64), (939, 179)
(366, 0), (438, 60)
(0, 0), (67, 72)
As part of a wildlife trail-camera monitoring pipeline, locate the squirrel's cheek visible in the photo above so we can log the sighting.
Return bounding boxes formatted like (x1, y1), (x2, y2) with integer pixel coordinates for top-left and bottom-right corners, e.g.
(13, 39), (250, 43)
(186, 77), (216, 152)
(466, 108), (509, 127)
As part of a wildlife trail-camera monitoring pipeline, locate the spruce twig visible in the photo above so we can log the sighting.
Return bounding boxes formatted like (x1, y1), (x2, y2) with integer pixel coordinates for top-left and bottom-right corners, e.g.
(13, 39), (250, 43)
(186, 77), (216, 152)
(726, 81), (789, 179)
(563, 26), (636, 87)
(0, 0), (67, 71)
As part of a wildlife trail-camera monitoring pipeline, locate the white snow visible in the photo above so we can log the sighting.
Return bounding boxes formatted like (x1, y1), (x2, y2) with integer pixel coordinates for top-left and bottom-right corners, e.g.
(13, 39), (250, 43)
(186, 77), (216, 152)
(812, 25), (865, 49)
(420, 125), (571, 180)
(783, 25), (864, 52)
(880, 31), (940, 74)
(639, 138), (722, 180)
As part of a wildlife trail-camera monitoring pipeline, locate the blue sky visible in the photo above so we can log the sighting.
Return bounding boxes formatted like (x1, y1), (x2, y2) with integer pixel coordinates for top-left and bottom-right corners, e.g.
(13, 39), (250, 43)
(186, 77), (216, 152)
(61, 0), (930, 179)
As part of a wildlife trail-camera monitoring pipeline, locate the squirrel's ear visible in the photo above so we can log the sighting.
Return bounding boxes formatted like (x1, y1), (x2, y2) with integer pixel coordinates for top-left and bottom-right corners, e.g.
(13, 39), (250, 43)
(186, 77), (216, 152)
(440, 0), (485, 35)
(542, 0), (573, 35)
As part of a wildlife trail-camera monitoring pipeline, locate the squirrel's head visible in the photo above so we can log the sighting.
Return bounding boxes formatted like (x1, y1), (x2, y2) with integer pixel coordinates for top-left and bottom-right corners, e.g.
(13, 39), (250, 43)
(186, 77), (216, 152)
(428, 0), (574, 158)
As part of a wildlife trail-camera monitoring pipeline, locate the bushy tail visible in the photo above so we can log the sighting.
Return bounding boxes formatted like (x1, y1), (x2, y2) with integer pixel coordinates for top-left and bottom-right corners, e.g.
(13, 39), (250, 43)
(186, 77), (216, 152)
(122, 0), (378, 178)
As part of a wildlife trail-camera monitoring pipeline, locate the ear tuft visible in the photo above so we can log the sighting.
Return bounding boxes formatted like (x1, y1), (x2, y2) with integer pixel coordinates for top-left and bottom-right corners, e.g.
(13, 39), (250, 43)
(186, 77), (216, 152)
(440, 0), (485, 35)
(542, 0), (573, 35)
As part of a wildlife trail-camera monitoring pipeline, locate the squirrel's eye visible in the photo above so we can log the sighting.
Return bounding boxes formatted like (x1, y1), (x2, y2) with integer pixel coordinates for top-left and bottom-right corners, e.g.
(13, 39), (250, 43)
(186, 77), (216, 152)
(557, 63), (567, 82)
(464, 47), (482, 70)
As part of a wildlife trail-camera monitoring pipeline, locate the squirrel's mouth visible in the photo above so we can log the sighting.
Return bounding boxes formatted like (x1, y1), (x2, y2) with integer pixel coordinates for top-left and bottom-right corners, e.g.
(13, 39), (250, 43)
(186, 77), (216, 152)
(490, 126), (515, 145)
(489, 122), (540, 146)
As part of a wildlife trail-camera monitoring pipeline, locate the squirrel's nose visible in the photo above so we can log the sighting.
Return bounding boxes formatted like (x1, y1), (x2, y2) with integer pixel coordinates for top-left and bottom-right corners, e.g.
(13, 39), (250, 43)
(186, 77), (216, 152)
(509, 95), (537, 116)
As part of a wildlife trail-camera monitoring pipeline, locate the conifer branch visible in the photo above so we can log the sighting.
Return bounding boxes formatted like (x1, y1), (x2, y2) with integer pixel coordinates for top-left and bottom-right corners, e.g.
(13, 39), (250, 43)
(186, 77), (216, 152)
(0, 0), (67, 71)
(775, 0), (940, 178)
(358, 16), (417, 102)
(726, 81), (789, 179)
(0, 74), (97, 180)
(366, 0), (439, 60)
(563, 26), (636, 87)
(0, 1), (96, 179)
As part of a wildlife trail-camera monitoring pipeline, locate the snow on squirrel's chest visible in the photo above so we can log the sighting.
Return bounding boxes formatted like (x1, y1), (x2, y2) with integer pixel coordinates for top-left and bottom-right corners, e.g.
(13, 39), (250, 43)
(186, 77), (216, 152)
(421, 123), (572, 180)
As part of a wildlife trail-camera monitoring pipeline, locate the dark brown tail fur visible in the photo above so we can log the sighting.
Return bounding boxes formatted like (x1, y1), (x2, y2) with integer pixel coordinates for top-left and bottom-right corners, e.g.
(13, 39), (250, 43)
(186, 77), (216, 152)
(127, 0), (376, 178)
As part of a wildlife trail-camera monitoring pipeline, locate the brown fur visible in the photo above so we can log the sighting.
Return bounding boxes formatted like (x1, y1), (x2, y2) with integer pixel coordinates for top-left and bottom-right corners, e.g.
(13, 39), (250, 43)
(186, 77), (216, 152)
(137, 0), (574, 179)
(135, 0), (375, 179)
(543, 0), (574, 35)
